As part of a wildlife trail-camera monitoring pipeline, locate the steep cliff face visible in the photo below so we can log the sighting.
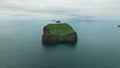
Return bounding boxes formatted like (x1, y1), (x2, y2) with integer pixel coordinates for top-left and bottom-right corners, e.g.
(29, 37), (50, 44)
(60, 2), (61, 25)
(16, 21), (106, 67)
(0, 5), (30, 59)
(42, 23), (77, 43)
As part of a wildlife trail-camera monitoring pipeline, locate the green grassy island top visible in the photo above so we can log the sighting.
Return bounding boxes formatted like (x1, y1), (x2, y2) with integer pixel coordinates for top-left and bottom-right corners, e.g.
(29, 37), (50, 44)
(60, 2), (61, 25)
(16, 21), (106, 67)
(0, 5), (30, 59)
(46, 23), (75, 36)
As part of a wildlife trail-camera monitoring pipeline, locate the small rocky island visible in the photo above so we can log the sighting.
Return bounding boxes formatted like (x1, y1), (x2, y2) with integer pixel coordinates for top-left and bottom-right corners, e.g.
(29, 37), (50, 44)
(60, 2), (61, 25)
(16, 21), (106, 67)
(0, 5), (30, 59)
(42, 23), (77, 43)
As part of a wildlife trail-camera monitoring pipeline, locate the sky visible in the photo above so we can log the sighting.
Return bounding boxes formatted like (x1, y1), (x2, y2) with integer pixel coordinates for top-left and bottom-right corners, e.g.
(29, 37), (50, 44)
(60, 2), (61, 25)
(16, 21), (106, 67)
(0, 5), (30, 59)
(0, 0), (120, 20)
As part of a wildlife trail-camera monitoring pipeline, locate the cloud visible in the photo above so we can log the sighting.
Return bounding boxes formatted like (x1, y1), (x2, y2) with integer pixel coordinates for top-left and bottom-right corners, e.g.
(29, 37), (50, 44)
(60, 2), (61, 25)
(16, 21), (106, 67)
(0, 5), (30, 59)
(0, 0), (120, 20)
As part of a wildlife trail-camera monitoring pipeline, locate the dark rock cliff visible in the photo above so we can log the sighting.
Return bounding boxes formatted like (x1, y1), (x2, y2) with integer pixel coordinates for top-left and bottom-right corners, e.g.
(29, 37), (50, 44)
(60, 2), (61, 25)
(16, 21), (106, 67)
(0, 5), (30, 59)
(42, 24), (77, 43)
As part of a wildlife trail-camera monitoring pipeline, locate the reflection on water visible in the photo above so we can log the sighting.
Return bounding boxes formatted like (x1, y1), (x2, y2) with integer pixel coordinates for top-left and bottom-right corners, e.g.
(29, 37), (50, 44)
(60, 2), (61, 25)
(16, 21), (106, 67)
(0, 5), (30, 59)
(42, 42), (77, 50)
(42, 42), (77, 46)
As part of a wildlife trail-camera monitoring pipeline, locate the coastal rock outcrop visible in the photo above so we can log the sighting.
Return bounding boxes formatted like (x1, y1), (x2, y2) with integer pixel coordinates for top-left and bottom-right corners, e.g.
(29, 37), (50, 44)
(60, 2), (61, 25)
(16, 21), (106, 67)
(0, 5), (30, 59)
(42, 23), (77, 43)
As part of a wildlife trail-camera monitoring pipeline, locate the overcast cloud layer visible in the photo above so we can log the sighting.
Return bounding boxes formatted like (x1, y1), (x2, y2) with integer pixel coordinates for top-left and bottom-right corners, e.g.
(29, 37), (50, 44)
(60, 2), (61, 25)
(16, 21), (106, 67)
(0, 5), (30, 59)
(0, 0), (120, 20)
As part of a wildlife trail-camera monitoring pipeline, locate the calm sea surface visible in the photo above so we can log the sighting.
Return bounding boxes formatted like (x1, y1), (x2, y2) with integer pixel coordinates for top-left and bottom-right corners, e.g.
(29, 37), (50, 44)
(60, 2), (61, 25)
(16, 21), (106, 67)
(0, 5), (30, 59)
(0, 20), (120, 68)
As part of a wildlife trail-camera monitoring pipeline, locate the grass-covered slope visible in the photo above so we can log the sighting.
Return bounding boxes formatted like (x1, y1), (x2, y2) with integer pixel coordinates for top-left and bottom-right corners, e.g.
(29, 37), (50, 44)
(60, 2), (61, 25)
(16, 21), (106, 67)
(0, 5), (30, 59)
(46, 23), (74, 36)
